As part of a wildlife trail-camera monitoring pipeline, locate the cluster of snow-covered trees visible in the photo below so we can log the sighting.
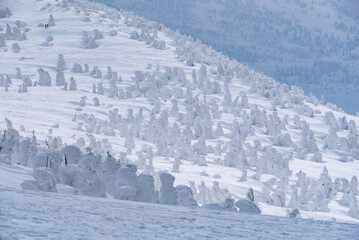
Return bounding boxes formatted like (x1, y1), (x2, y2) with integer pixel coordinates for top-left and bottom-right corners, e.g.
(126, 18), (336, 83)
(0, 8), (27, 53)
(95, 0), (359, 114)
(0, 119), (261, 214)
(1, 0), (358, 220)
(0, 7), (12, 18)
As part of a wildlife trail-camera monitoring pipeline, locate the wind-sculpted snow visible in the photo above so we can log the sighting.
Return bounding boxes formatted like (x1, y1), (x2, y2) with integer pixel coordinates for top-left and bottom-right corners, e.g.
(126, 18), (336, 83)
(1, 179), (358, 240)
(1, 1), (359, 237)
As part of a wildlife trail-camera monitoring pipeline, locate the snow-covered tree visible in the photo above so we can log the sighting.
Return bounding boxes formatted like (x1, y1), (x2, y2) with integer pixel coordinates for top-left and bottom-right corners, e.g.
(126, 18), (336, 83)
(57, 54), (66, 71)
(37, 68), (51, 86)
(56, 70), (65, 86)
(159, 172), (176, 205)
(235, 198), (261, 214)
(61, 145), (82, 165)
(102, 152), (120, 195)
(175, 185), (198, 207)
(13, 138), (38, 166)
(93, 29), (103, 40)
(93, 97), (100, 106)
(0, 33), (6, 47)
(12, 26), (21, 41)
(135, 173), (157, 203)
(21, 167), (57, 192)
(71, 63), (83, 73)
(81, 32), (98, 49)
(48, 14), (56, 27)
(115, 166), (137, 189)
(11, 43), (21, 53)
(5, 24), (12, 40)
(69, 77), (77, 90)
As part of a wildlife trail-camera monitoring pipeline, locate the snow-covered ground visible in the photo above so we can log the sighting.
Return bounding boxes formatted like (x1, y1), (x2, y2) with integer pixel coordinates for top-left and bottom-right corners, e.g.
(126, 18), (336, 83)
(1, 163), (359, 240)
(1, 0), (359, 238)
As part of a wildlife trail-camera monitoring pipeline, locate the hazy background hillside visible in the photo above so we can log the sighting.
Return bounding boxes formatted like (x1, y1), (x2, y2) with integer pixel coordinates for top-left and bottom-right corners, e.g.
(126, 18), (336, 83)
(94, 0), (359, 115)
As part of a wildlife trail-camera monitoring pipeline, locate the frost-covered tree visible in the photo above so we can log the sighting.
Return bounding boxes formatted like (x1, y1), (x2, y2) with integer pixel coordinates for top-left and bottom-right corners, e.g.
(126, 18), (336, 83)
(106, 67), (113, 79)
(91, 67), (102, 78)
(348, 194), (359, 219)
(15, 68), (22, 79)
(37, 68), (51, 86)
(21, 167), (57, 192)
(69, 77), (77, 90)
(5, 24), (12, 40)
(29, 150), (63, 181)
(109, 30), (118, 36)
(350, 176), (358, 196)
(84, 64), (89, 73)
(22, 83), (28, 93)
(130, 31), (140, 40)
(79, 96), (87, 107)
(81, 32), (98, 49)
(102, 152), (120, 195)
(23, 75), (32, 87)
(97, 82), (104, 95)
(61, 145), (82, 165)
(175, 185), (198, 207)
(247, 188), (255, 202)
(288, 187), (299, 209)
(48, 14), (56, 27)
(0, 7), (12, 18)
(235, 198), (261, 214)
(135, 173), (157, 203)
(71, 63), (83, 73)
(93, 97), (100, 106)
(56, 70), (65, 86)
(159, 172), (176, 205)
(81, 168), (106, 197)
(0, 33), (6, 47)
(93, 29), (103, 40)
(12, 26), (21, 41)
(11, 43), (21, 53)
(13, 138), (38, 166)
(57, 54), (66, 71)
(299, 121), (318, 155)
(115, 166), (137, 189)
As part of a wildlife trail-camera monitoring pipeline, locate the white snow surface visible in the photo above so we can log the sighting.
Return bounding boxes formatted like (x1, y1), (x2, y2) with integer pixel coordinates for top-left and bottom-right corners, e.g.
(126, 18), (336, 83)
(0, 0), (359, 238)
(1, 163), (359, 240)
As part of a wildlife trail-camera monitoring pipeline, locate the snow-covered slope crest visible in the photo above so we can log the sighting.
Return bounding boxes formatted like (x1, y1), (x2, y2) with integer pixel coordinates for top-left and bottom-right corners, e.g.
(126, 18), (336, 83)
(0, 0), (359, 232)
(95, 0), (359, 115)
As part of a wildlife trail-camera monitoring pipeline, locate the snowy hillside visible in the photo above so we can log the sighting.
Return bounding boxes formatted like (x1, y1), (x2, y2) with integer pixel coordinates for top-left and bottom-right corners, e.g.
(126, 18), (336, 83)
(94, 0), (359, 115)
(1, 0), (359, 238)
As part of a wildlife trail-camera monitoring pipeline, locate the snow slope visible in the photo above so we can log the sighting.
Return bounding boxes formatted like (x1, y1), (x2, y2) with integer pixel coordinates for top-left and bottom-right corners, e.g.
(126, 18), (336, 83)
(0, 0), (359, 237)
(94, 0), (359, 115)
(1, 163), (359, 240)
